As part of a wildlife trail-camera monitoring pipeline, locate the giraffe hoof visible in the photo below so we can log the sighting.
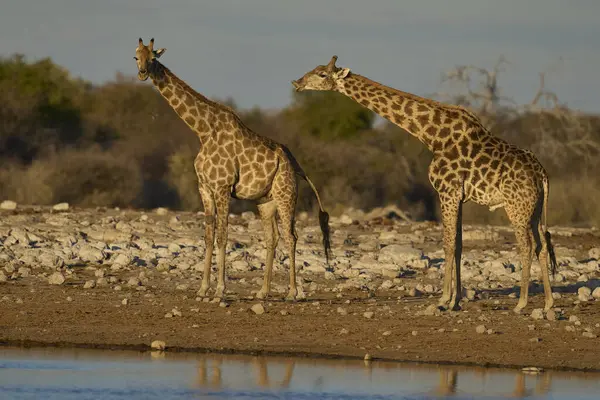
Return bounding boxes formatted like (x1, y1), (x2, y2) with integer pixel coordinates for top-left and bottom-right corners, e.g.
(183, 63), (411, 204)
(285, 294), (297, 302)
(214, 288), (225, 299)
(513, 306), (524, 314)
(197, 287), (209, 297)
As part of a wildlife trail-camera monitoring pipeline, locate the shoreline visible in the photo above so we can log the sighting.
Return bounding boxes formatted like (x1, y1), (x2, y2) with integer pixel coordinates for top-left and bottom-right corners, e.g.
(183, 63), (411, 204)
(1, 206), (600, 373)
(3, 339), (600, 374)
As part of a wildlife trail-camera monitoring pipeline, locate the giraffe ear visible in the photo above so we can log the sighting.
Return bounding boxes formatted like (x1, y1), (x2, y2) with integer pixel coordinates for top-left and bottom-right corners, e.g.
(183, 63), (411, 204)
(336, 68), (351, 79)
(153, 48), (166, 58)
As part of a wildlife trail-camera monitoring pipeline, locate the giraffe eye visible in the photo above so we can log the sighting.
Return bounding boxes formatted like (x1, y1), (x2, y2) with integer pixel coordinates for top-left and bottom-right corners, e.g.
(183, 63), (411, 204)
(319, 72), (328, 78)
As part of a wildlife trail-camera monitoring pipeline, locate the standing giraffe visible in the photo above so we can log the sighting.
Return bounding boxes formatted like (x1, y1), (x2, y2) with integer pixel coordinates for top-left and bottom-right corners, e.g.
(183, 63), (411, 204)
(134, 38), (331, 300)
(292, 56), (557, 313)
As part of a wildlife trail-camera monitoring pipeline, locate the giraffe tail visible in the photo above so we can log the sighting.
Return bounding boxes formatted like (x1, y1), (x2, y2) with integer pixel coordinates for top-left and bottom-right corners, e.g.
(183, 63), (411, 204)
(542, 177), (558, 277)
(303, 175), (332, 266)
(280, 145), (331, 265)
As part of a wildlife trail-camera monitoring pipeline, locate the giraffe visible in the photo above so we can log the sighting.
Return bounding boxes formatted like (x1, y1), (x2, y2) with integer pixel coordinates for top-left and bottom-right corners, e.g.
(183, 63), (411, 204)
(292, 56), (557, 313)
(133, 38), (331, 300)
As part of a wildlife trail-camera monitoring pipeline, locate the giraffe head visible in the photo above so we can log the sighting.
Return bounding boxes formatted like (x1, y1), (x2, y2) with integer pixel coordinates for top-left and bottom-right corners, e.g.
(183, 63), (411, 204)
(291, 55), (351, 92)
(134, 38), (166, 81)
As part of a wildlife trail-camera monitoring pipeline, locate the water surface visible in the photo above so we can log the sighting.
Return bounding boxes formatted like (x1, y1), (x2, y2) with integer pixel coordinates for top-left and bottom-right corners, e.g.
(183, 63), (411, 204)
(0, 347), (598, 399)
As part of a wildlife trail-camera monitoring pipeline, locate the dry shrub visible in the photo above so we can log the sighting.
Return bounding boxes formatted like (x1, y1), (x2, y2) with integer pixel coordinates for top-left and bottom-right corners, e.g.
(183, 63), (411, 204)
(0, 148), (142, 207)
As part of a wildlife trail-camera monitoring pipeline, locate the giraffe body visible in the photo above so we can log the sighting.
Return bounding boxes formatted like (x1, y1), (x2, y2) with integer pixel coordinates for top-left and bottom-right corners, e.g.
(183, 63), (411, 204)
(293, 56), (557, 312)
(134, 38), (331, 300)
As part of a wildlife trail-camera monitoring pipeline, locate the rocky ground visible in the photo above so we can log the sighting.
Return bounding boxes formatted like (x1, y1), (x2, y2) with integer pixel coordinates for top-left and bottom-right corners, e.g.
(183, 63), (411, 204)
(1, 201), (600, 371)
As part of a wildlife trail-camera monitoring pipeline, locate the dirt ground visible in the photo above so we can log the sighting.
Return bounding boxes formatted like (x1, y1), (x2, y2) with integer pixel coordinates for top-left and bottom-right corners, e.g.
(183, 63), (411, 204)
(1, 206), (600, 372)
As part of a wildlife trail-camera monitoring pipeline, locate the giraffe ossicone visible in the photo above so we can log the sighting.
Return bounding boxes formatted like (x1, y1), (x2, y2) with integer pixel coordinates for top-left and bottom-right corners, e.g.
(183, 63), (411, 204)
(293, 55), (557, 313)
(134, 38), (331, 301)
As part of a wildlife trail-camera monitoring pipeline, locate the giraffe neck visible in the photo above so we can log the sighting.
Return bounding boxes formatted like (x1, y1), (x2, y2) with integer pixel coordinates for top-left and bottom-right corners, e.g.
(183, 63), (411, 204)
(149, 61), (231, 142)
(336, 73), (470, 153)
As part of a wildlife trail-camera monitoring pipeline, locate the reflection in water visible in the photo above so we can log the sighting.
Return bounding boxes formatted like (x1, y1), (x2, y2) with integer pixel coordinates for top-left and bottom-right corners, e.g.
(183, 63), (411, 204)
(195, 353), (560, 399)
(196, 356), (295, 390)
(0, 347), (599, 399)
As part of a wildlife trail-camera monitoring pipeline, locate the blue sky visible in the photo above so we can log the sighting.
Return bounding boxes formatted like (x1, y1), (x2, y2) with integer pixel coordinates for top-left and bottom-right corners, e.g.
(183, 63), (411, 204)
(1, 0), (599, 112)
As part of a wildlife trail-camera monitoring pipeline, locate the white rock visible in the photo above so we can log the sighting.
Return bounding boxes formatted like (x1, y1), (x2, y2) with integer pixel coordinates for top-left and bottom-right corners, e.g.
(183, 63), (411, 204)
(250, 303), (265, 315)
(112, 253), (133, 266)
(241, 211), (255, 221)
(578, 286), (592, 302)
(168, 243), (181, 253)
(83, 280), (96, 289)
(592, 287), (600, 300)
(78, 246), (105, 263)
(588, 247), (600, 260)
(151, 340), (166, 350)
(363, 311), (374, 319)
(339, 215), (354, 225)
(48, 272), (65, 285)
(52, 202), (70, 211)
(127, 277), (142, 287)
(475, 325), (486, 334)
(155, 207), (169, 216)
(378, 244), (423, 265)
(0, 200), (17, 210)
(530, 308), (544, 320)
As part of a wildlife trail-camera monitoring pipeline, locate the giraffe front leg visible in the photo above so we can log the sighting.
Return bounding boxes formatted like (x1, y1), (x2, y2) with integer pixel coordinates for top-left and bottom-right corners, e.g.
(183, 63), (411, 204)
(449, 200), (463, 311)
(278, 200), (298, 301)
(213, 187), (231, 300)
(256, 202), (278, 300)
(198, 187), (215, 298)
(438, 195), (462, 311)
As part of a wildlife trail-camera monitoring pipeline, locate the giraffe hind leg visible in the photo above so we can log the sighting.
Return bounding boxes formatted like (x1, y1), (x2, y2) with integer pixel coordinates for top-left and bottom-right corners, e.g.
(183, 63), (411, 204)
(531, 197), (554, 310)
(271, 168), (299, 301)
(506, 203), (535, 314)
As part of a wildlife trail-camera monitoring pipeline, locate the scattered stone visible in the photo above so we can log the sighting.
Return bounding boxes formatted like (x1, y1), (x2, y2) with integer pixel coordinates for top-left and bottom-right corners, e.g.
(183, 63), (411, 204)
(465, 289), (477, 301)
(337, 307), (348, 315)
(339, 215), (354, 225)
(475, 325), (486, 334)
(569, 315), (580, 323)
(530, 308), (544, 320)
(529, 337), (541, 343)
(155, 207), (168, 216)
(0, 200), (17, 210)
(280, 310), (289, 316)
(83, 280), (96, 289)
(382, 331), (392, 336)
(522, 367), (544, 374)
(565, 325), (576, 332)
(592, 287), (600, 300)
(127, 277), (142, 287)
(121, 298), (129, 305)
(363, 311), (374, 319)
(582, 331), (597, 339)
(546, 309), (557, 321)
(578, 287), (592, 302)
(250, 303), (265, 315)
(411, 330), (418, 336)
(48, 272), (65, 285)
(151, 340), (166, 350)
(52, 202), (70, 211)
(339, 328), (349, 335)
